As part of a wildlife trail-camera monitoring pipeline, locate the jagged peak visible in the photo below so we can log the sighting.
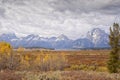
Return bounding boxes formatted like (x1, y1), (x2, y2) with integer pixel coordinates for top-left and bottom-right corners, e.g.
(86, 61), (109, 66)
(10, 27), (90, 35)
(87, 28), (106, 37)
(56, 34), (69, 41)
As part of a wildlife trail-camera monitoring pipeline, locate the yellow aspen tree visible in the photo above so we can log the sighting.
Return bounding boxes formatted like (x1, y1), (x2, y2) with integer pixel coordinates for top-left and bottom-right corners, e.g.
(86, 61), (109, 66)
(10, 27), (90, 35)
(0, 42), (12, 55)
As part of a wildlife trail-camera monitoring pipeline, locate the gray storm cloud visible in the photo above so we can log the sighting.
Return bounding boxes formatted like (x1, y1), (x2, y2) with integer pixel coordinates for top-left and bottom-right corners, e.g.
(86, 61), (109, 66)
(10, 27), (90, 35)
(0, 0), (120, 39)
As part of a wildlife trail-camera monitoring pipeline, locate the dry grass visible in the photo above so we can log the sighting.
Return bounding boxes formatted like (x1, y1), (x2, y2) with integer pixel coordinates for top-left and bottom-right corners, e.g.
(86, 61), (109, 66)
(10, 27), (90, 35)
(0, 70), (118, 80)
(14, 49), (110, 66)
(12, 50), (110, 71)
(61, 71), (120, 80)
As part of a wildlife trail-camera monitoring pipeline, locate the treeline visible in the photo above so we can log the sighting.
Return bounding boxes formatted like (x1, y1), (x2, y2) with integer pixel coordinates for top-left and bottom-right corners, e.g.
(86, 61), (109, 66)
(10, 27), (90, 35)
(73, 47), (111, 50)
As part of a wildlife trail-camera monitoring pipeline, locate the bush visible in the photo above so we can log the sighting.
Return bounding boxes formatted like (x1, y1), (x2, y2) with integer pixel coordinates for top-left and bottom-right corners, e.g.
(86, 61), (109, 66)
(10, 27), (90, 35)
(96, 66), (108, 72)
(70, 64), (98, 71)
(0, 54), (21, 70)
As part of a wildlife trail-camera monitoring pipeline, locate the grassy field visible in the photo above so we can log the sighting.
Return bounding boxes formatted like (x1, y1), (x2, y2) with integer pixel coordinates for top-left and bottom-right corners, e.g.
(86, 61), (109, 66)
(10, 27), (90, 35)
(14, 49), (110, 70)
(0, 49), (120, 80)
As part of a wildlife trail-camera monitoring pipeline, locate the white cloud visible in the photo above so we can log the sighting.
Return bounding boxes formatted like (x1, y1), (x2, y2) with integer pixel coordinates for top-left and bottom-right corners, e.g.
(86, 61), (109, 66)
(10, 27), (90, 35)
(0, 0), (120, 39)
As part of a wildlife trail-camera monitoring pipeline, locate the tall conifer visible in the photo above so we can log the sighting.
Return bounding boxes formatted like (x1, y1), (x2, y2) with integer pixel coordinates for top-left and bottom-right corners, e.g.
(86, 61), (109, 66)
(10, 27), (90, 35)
(107, 23), (120, 73)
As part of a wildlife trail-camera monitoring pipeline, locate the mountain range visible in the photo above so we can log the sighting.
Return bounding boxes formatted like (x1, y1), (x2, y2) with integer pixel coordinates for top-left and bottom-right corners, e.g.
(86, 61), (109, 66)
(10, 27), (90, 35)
(0, 28), (109, 49)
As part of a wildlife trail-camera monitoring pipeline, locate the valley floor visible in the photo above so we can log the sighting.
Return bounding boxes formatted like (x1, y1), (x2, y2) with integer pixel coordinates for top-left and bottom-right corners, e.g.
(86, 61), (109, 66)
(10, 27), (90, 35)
(0, 49), (119, 80)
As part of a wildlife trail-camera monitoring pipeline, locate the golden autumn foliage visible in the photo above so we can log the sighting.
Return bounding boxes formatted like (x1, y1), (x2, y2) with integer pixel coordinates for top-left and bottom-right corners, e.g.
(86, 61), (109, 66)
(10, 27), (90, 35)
(19, 55), (30, 70)
(34, 54), (41, 65)
(0, 42), (12, 55)
(17, 47), (25, 52)
(3, 44), (63, 71)
(0, 42), (21, 70)
(35, 52), (67, 71)
(0, 44), (109, 72)
(24, 54), (30, 61)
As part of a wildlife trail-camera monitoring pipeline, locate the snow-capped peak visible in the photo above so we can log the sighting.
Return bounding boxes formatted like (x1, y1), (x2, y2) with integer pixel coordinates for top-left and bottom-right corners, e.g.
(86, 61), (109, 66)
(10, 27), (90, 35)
(87, 28), (106, 40)
(56, 34), (69, 41)
(88, 28), (105, 36)
(87, 28), (109, 47)
(23, 34), (40, 41)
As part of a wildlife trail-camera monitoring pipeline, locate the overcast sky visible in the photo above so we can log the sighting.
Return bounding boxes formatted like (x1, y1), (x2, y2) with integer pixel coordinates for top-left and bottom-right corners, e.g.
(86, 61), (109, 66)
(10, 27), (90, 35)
(0, 0), (120, 39)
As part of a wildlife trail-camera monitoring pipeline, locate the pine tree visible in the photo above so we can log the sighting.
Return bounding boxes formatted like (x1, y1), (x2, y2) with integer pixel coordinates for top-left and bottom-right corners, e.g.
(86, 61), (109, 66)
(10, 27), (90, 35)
(107, 23), (120, 73)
